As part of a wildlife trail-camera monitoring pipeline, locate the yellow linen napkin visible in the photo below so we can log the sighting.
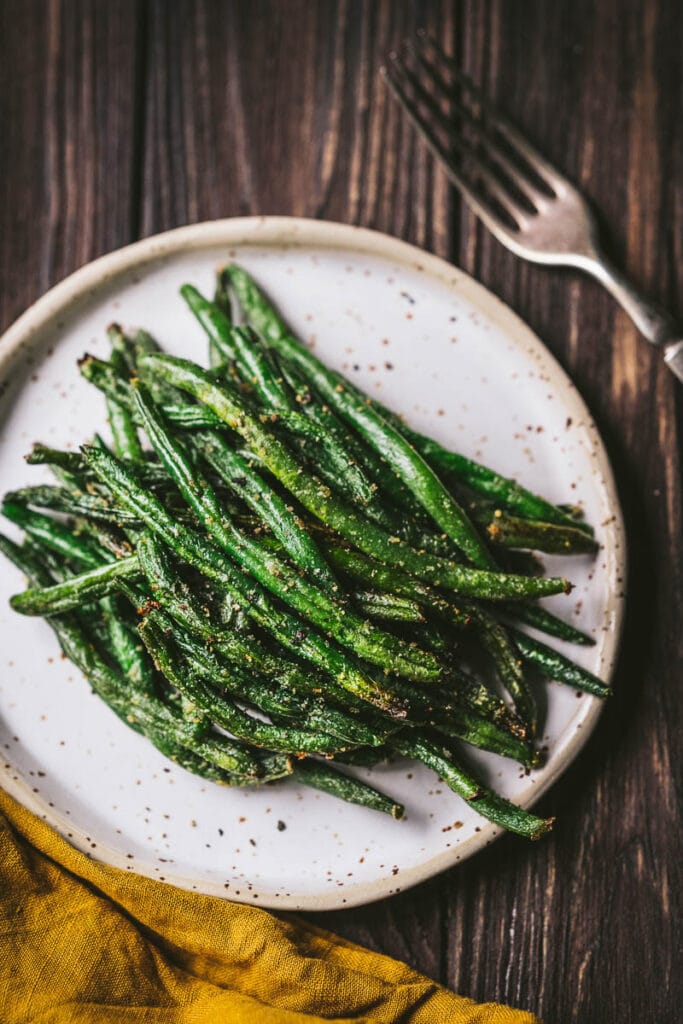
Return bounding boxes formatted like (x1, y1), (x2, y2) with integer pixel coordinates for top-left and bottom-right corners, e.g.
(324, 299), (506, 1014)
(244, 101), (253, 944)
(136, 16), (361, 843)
(0, 787), (540, 1023)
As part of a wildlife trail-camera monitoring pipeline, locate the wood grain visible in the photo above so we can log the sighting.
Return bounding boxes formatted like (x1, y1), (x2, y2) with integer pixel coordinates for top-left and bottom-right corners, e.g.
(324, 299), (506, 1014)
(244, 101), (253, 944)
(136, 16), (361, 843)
(1, 1), (681, 1021)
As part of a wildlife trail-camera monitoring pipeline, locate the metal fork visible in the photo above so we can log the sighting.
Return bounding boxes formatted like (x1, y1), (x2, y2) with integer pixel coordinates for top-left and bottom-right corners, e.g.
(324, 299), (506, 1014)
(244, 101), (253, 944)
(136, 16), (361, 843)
(381, 33), (683, 383)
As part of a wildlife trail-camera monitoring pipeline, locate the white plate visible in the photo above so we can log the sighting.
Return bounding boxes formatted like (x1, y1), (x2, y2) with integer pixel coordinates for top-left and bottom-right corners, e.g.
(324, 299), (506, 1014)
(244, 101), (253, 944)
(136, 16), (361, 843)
(0, 218), (625, 910)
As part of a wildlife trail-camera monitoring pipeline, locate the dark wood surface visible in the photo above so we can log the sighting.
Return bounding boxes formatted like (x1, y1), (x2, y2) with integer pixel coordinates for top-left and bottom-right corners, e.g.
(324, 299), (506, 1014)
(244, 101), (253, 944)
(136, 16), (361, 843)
(1, 2), (680, 1020)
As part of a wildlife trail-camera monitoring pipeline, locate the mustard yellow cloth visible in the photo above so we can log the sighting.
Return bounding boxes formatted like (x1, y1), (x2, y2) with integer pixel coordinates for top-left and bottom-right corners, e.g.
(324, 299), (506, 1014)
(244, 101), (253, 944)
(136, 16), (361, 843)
(0, 788), (540, 1023)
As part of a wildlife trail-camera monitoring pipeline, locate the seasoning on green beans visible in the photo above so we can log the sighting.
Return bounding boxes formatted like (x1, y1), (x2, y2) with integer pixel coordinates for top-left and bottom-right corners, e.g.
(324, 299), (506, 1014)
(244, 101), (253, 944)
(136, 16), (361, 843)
(0, 262), (610, 836)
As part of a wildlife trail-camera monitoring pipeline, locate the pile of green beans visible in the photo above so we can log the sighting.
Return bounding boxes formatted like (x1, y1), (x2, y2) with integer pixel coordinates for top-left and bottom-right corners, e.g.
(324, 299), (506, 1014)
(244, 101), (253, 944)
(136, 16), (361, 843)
(0, 263), (610, 839)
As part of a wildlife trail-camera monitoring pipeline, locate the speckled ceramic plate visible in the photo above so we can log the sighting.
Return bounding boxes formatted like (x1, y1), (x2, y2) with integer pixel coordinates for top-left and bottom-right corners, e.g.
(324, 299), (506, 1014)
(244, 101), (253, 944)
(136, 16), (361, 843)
(0, 218), (625, 909)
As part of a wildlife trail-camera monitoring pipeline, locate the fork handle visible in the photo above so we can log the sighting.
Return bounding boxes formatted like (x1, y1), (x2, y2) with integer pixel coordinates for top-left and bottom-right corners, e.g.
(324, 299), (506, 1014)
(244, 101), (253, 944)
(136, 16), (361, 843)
(577, 251), (683, 382)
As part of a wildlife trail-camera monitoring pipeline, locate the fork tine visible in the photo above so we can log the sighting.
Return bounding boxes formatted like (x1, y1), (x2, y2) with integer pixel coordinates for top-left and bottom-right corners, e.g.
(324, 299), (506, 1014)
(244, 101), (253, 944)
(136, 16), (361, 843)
(384, 53), (530, 228)
(408, 41), (550, 210)
(380, 59), (522, 241)
(416, 31), (572, 196)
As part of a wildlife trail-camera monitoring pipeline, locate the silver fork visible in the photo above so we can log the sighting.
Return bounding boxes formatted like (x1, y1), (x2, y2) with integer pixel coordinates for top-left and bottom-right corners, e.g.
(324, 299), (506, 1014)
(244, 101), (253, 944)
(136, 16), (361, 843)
(381, 33), (683, 383)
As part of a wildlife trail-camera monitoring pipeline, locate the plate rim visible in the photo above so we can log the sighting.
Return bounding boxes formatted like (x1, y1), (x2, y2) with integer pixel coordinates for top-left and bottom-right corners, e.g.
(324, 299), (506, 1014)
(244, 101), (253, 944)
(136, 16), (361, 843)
(0, 216), (626, 909)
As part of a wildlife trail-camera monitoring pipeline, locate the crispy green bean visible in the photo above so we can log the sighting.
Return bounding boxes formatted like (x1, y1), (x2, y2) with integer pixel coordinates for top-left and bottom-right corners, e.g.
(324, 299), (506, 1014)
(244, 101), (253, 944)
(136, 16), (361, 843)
(183, 287), (379, 508)
(139, 613), (357, 756)
(480, 509), (598, 555)
(193, 428), (336, 591)
(291, 759), (404, 818)
(5, 485), (141, 525)
(510, 628), (610, 698)
(0, 533), (264, 779)
(2, 501), (105, 568)
(393, 735), (552, 839)
(501, 602), (596, 646)
(107, 347), (144, 461)
(82, 444), (408, 716)
(139, 355), (572, 602)
(226, 262), (588, 535)
(10, 555), (139, 616)
(132, 384), (439, 682)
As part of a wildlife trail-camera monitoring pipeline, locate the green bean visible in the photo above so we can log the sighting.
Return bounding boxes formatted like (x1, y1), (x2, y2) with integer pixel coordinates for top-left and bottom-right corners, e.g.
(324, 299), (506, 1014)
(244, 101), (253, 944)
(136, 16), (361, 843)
(183, 288), (379, 508)
(25, 447), (173, 492)
(180, 284), (245, 367)
(500, 602), (595, 646)
(101, 592), (156, 694)
(333, 746), (393, 767)
(442, 665), (528, 739)
(150, 731), (291, 786)
(1, 532), (264, 779)
(432, 707), (536, 768)
(193, 428), (336, 591)
(5, 485), (141, 526)
(244, 753), (295, 784)
(82, 444), (407, 716)
(137, 520), (518, 745)
(79, 353), (224, 430)
(107, 324), (162, 374)
(133, 548), (387, 741)
(184, 287), (314, 424)
(136, 533), (302, 685)
(0, 262), (610, 832)
(23, 443), (89, 498)
(318, 542), (474, 627)
(79, 352), (138, 406)
(79, 631), (263, 779)
(557, 502), (591, 526)
(275, 355), (400, 514)
(393, 735), (552, 839)
(10, 555), (139, 616)
(25, 445), (86, 474)
(235, 334), (497, 566)
(149, 727), (293, 784)
(510, 629), (610, 698)
(213, 273), (235, 330)
(320, 540), (594, 709)
(75, 519), (134, 560)
(134, 534), (401, 740)
(2, 501), (104, 568)
(480, 509), (598, 555)
(139, 355), (572, 602)
(315, 542), (541, 729)
(8, 517), (154, 694)
(178, 638), (389, 749)
(475, 614), (537, 735)
(226, 264), (561, 558)
(61, 627), (262, 777)
(139, 613), (357, 755)
(226, 322), (293, 410)
(162, 403), (227, 429)
(276, 409), (377, 507)
(137, 510), (536, 740)
(149, 733), (248, 785)
(351, 590), (425, 623)
(226, 262), (590, 535)
(399, 434), (594, 535)
(132, 384), (438, 682)
(133, 328), (162, 358)
(107, 347), (144, 461)
(107, 323), (136, 373)
(291, 759), (404, 818)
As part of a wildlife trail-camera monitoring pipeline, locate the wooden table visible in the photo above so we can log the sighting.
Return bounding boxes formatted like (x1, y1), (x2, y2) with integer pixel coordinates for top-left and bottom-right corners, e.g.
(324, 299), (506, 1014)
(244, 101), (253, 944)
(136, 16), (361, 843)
(2, 2), (680, 1020)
